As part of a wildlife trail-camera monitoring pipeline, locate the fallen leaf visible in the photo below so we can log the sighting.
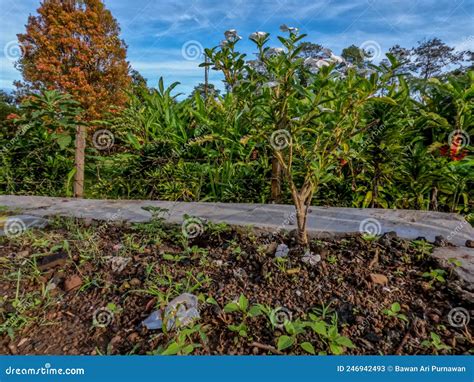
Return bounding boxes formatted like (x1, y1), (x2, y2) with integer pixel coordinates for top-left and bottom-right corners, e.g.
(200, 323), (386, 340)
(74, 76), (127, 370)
(369, 273), (388, 285)
(64, 275), (82, 291)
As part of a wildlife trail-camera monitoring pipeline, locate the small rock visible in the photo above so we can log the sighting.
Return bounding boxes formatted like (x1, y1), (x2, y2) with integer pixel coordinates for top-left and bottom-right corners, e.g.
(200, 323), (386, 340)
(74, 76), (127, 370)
(275, 244), (289, 258)
(466, 240), (474, 248)
(106, 256), (130, 273)
(383, 231), (398, 240)
(369, 273), (388, 285)
(233, 268), (248, 279)
(64, 275), (82, 292)
(127, 332), (140, 343)
(264, 242), (278, 255)
(301, 252), (321, 267)
(38, 251), (68, 271)
(112, 244), (124, 252)
(17, 338), (28, 347)
(17, 250), (30, 258)
(119, 281), (131, 292)
(130, 278), (141, 287)
(212, 260), (224, 267)
(434, 235), (448, 247)
(295, 290), (302, 297)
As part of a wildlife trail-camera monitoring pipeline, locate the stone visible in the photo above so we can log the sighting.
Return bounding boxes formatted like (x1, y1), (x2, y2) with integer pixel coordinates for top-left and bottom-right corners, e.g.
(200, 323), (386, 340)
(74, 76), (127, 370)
(466, 240), (474, 248)
(369, 273), (388, 285)
(264, 242), (278, 255)
(1, 195), (474, 246)
(64, 275), (82, 292)
(301, 252), (321, 267)
(275, 244), (289, 258)
(233, 268), (247, 279)
(38, 252), (68, 271)
(0, 215), (48, 237)
(434, 235), (448, 247)
(432, 247), (474, 291)
(17, 250), (30, 258)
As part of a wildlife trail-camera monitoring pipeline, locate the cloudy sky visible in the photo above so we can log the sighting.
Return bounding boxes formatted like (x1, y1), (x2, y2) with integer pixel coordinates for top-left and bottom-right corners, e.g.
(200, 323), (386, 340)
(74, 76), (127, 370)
(0, 0), (473, 95)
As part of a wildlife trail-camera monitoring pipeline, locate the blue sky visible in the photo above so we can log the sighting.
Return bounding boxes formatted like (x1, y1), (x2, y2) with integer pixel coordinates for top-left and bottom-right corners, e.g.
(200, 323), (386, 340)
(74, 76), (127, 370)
(1, 0), (473, 95)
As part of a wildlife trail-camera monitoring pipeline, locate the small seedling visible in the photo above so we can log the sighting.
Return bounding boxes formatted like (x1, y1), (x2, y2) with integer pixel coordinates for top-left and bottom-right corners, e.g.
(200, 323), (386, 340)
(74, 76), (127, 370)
(422, 268), (447, 285)
(382, 302), (408, 322)
(421, 332), (451, 354)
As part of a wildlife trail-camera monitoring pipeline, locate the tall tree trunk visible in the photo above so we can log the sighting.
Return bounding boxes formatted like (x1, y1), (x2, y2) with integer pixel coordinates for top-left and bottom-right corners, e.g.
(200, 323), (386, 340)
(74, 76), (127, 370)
(74, 125), (86, 198)
(291, 187), (313, 246)
(430, 186), (438, 211)
(271, 157), (282, 203)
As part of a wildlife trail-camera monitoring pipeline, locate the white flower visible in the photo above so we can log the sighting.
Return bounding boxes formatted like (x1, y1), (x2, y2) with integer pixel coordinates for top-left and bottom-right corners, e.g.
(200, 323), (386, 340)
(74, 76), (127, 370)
(304, 57), (330, 69)
(280, 24), (298, 33)
(249, 31), (269, 42)
(224, 29), (241, 42)
(265, 47), (284, 57)
(317, 106), (334, 113)
(263, 81), (279, 88)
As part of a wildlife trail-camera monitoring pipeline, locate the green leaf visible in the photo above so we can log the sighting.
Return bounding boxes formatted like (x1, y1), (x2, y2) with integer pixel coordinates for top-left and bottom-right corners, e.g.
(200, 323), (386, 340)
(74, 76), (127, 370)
(248, 305), (263, 317)
(311, 321), (327, 336)
(335, 336), (355, 348)
(238, 294), (249, 311)
(371, 96), (397, 106)
(223, 302), (240, 313)
(161, 342), (181, 355)
(329, 343), (344, 355)
(300, 342), (315, 354)
(277, 335), (295, 351)
(391, 302), (401, 313)
(206, 296), (218, 306)
(182, 344), (195, 355)
(56, 134), (72, 150)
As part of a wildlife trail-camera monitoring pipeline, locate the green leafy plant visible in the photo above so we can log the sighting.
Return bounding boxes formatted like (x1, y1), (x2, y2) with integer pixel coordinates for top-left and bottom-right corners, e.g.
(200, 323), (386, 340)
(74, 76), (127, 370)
(421, 332), (452, 354)
(422, 268), (447, 285)
(382, 302), (408, 322)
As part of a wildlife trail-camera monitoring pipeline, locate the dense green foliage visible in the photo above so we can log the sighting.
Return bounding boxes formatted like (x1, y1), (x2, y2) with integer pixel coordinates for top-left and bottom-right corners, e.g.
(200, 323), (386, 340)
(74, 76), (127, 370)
(0, 32), (472, 216)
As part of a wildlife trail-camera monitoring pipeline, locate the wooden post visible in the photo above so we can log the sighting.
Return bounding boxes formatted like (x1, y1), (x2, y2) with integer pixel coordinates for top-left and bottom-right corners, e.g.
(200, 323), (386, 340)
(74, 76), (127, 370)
(73, 125), (86, 198)
(271, 157), (281, 203)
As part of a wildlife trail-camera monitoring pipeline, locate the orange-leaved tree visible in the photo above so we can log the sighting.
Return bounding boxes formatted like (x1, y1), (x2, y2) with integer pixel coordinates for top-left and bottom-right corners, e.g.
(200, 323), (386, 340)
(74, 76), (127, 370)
(15, 0), (131, 197)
